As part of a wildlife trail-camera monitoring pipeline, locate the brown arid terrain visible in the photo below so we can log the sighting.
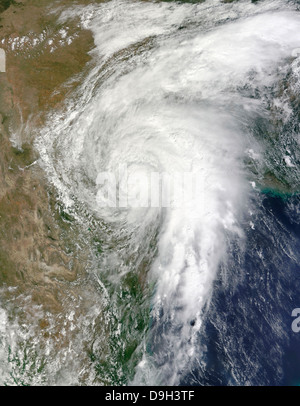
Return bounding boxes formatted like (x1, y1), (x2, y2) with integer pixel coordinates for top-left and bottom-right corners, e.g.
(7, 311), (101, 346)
(0, 0), (109, 385)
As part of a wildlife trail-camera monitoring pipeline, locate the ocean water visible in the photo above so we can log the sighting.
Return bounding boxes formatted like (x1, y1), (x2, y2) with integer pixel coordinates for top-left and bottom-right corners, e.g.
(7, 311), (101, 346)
(185, 193), (300, 385)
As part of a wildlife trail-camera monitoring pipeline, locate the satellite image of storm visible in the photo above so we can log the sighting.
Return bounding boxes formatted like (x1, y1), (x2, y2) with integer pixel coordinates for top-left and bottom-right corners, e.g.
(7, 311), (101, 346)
(0, 0), (300, 388)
